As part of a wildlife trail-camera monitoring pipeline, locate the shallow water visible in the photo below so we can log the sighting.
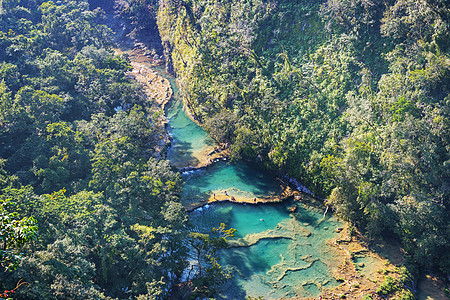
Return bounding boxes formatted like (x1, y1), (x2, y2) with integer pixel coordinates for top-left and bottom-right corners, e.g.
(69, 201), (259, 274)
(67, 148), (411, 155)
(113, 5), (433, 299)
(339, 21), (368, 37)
(160, 68), (344, 299)
(190, 202), (343, 299)
(181, 161), (283, 207)
(165, 82), (216, 168)
(189, 201), (286, 238)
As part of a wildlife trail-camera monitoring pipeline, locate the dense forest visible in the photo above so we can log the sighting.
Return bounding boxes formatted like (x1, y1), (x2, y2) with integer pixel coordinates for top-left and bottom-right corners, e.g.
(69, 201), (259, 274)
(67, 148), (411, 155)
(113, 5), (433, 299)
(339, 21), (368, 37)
(0, 0), (193, 298)
(157, 0), (449, 278)
(0, 0), (449, 299)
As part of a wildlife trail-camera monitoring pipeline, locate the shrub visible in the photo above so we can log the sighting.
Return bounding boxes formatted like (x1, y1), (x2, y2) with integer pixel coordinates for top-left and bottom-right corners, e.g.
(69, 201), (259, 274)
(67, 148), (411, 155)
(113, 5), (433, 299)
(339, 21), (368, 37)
(376, 276), (399, 295)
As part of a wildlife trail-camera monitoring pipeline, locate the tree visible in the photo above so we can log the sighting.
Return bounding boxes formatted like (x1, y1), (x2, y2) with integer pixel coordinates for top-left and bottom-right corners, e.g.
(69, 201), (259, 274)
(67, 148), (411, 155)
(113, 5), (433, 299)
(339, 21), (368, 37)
(187, 223), (236, 297)
(0, 201), (37, 272)
(13, 86), (65, 131)
(34, 122), (90, 194)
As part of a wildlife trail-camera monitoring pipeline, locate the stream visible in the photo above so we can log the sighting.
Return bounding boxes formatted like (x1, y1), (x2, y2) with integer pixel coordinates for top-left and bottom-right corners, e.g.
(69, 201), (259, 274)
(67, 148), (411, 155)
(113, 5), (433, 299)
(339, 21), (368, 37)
(158, 69), (345, 299)
(127, 51), (442, 300)
(99, 5), (449, 298)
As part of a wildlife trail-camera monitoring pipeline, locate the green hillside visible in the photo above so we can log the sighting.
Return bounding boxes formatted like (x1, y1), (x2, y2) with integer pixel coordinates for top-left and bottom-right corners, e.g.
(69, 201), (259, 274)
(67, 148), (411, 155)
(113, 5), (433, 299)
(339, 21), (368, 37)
(157, 0), (449, 276)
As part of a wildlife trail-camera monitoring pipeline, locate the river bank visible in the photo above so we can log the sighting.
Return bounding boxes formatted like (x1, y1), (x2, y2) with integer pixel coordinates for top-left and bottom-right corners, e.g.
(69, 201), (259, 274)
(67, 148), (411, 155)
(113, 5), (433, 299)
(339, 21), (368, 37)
(119, 39), (427, 300)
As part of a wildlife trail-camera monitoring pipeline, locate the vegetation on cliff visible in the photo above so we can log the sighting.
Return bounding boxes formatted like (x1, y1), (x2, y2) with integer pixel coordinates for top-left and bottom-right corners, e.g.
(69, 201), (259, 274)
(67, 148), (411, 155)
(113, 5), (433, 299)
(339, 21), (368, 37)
(157, 0), (449, 278)
(1, 0), (449, 298)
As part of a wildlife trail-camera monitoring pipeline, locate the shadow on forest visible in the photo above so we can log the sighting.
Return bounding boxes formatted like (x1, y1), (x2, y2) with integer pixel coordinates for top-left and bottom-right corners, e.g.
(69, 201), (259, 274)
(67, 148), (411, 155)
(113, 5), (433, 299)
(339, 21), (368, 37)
(167, 138), (201, 168)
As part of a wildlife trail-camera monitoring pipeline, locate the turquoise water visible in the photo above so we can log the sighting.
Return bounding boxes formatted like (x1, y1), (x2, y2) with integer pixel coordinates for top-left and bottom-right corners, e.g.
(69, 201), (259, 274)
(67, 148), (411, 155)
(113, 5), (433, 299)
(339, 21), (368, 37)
(160, 68), (343, 299)
(190, 202), (343, 299)
(165, 81), (216, 168)
(181, 161), (283, 207)
(189, 202), (287, 238)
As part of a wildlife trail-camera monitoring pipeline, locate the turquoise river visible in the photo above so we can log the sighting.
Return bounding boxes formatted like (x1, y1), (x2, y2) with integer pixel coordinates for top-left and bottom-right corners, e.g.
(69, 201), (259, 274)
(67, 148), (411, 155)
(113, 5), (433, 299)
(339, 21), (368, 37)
(161, 70), (344, 299)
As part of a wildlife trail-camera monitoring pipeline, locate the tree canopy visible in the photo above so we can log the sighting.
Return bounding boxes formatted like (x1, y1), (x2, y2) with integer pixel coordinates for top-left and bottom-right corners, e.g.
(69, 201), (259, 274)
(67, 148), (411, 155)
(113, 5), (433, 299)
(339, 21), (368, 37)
(1, 0), (449, 298)
(0, 0), (189, 298)
(157, 0), (449, 276)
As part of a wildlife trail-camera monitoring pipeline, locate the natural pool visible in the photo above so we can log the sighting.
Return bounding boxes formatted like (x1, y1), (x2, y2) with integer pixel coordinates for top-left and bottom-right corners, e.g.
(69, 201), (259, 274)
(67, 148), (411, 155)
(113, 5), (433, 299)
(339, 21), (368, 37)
(160, 68), (344, 299)
(181, 160), (283, 207)
(121, 38), (436, 300)
(190, 201), (343, 299)
(165, 80), (216, 169)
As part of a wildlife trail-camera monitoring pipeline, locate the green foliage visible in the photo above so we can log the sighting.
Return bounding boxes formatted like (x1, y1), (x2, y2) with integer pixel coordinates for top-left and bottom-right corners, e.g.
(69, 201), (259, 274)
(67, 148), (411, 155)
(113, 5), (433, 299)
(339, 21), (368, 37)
(0, 163), (37, 272)
(122, 0), (158, 31)
(188, 223), (236, 297)
(0, 201), (37, 272)
(0, 0), (145, 189)
(444, 288), (450, 297)
(0, 1), (188, 298)
(0, 0), (449, 297)
(157, 0), (450, 278)
(377, 275), (399, 295)
(398, 289), (416, 300)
